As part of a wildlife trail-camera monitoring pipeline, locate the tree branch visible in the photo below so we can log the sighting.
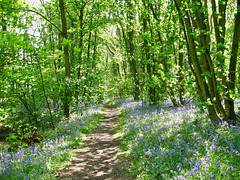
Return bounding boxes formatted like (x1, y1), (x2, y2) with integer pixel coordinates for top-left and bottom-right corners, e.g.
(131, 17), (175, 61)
(105, 43), (115, 55)
(25, 9), (62, 34)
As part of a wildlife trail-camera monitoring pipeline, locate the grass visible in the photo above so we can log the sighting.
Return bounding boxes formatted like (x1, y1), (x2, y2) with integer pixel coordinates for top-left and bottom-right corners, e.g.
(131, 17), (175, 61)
(0, 103), (104, 180)
(117, 99), (240, 180)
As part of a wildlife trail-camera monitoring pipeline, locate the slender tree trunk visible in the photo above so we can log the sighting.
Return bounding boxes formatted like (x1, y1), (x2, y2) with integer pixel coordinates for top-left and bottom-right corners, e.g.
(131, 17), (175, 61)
(58, 33), (62, 70)
(92, 30), (97, 70)
(37, 57), (55, 129)
(211, 0), (228, 94)
(83, 31), (92, 97)
(0, 18), (7, 75)
(120, 25), (128, 77)
(148, 19), (158, 105)
(127, 10), (140, 100)
(142, 1), (160, 105)
(178, 28), (185, 105)
(225, 0), (240, 120)
(123, 1), (140, 100)
(142, 12), (155, 104)
(77, 5), (84, 80)
(59, 0), (71, 118)
(74, 4), (85, 101)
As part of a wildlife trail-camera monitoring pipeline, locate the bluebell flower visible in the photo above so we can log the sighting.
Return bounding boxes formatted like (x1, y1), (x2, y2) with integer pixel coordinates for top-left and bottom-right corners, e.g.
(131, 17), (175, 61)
(161, 174), (166, 178)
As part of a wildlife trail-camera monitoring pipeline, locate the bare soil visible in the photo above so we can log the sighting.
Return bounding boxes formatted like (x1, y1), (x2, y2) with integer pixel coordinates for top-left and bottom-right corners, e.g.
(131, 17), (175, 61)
(58, 105), (133, 180)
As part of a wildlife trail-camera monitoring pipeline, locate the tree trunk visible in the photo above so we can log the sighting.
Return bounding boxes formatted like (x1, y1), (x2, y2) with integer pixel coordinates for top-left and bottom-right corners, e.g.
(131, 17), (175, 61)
(126, 0), (140, 100)
(37, 57), (55, 129)
(178, 30), (185, 105)
(59, 0), (71, 118)
(225, 0), (240, 120)
(92, 30), (97, 70)
(174, 0), (220, 122)
(211, 0), (228, 94)
(77, 4), (84, 80)
(83, 31), (92, 97)
(75, 3), (85, 101)
(142, 12), (155, 104)
(0, 18), (7, 75)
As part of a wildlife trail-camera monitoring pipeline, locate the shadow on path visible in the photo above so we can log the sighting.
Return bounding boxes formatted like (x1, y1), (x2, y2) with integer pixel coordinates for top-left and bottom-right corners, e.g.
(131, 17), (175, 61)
(59, 105), (132, 180)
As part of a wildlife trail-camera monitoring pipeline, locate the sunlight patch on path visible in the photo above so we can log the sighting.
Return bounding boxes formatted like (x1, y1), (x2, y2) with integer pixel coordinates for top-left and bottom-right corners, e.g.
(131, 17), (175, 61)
(59, 106), (132, 180)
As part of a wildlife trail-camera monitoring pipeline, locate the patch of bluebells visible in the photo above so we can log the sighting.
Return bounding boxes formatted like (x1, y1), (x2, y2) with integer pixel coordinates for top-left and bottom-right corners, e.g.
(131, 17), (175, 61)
(119, 99), (240, 179)
(0, 103), (103, 179)
(54, 104), (103, 138)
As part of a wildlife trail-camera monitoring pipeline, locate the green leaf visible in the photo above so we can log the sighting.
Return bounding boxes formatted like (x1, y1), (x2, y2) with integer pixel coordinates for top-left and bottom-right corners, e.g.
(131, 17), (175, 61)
(6, 133), (18, 141)
(73, 46), (81, 53)
(61, 38), (72, 46)
(201, 71), (211, 78)
(0, 109), (4, 116)
(17, 22), (24, 28)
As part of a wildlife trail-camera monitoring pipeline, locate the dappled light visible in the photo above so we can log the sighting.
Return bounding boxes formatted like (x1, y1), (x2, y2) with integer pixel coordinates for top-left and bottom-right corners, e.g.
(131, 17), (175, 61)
(118, 99), (240, 179)
(59, 107), (132, 179)
(1, 0), (240, 179)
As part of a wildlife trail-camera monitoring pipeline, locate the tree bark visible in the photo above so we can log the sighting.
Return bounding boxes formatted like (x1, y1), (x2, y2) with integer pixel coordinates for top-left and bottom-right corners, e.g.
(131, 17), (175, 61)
(37, 57), (55, 129)
(83, 31), (92, 97)
(142, 11), (154, 104)
(225, 0), (240, 120)
(211, 0), (228, 93)
(174, 0), (220, 122)
(59, 0), (71, 118)
(178, 25), (185, 105)
(125, 0), (140, 100)
(0, 18), (7, 75)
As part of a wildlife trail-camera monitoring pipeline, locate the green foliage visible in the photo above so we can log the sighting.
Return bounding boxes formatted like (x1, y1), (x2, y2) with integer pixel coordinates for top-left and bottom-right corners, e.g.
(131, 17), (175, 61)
(61, 38), (72, 46)
(0, 104), (103, 179)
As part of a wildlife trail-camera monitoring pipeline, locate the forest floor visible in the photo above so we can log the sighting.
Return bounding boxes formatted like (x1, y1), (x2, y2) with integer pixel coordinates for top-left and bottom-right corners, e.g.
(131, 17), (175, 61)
(58, 104), (133, 180)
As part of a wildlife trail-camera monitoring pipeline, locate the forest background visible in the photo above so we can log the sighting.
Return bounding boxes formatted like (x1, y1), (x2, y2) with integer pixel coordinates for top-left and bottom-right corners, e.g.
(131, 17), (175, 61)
(1, 0), (240, 144)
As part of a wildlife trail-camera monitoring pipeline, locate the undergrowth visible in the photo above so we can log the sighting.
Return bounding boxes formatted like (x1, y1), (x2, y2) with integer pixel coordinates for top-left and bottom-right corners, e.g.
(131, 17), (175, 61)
(0, 104), (104, 180)
(118, 99), (240, 180)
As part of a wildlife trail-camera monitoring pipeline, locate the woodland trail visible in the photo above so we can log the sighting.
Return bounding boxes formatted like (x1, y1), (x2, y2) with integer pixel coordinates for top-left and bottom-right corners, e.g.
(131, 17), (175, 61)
(59, 105), (132, 180)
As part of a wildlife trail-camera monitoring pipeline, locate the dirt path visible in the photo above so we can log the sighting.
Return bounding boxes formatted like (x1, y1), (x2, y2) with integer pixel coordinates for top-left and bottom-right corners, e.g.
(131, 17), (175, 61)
(59, 105), (132, 180)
